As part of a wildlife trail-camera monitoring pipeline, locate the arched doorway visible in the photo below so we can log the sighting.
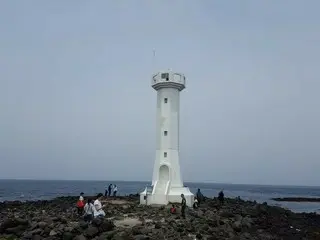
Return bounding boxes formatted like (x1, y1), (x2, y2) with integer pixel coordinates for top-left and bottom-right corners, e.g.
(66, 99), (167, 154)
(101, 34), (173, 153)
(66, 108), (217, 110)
(159, 165), (169, 181)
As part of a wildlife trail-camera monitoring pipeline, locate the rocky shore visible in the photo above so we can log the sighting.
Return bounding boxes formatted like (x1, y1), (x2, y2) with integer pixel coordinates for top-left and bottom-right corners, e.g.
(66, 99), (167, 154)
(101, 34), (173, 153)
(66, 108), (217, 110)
(1, 195), (320, 240)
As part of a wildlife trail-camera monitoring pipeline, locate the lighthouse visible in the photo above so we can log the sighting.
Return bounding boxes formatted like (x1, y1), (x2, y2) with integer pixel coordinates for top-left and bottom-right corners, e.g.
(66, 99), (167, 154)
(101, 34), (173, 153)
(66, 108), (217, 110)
(140, 70), (194, 207)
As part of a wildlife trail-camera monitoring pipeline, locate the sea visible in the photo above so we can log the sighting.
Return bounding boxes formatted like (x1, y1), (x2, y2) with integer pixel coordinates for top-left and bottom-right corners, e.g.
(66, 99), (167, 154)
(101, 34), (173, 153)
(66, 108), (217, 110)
(0, 180), (319, 214)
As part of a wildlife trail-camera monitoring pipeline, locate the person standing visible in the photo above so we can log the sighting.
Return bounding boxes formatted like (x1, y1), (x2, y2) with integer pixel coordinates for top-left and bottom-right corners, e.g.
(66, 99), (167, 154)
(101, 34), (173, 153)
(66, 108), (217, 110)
(76, 192), (85, 215)
(218, 189), (224, 205)
(108, 184), (113, 197)
(180, 194), (186, 219)
(104, 186), (108, 197)
(196, 188), (204, 206)
(113, 185), (118, 197)
(79, 192), (84, 201)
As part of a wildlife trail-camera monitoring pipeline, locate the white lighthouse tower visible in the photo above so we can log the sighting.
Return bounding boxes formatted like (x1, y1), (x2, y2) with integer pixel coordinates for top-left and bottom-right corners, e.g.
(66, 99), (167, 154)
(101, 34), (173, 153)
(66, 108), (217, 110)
(140, 70), (194, 207)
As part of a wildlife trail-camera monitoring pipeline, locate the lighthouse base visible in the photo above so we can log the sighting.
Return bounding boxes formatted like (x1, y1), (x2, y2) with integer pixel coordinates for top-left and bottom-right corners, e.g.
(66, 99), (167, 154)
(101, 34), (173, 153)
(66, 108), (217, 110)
(140, 184), (194, 207)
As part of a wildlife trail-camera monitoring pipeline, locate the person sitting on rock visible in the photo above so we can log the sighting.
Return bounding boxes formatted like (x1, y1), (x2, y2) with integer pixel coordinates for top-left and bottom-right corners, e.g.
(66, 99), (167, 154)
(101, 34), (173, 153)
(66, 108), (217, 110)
(170, 204), (177, 214)
(94, 193), (106, 218)
(83, 198), (94, 223)
(180, 194), (187, 219)
(113, 185), (118, 197)
(218, 189), (224, 205)
(76, 192), (85, 215)
(193, 197), (199, 209)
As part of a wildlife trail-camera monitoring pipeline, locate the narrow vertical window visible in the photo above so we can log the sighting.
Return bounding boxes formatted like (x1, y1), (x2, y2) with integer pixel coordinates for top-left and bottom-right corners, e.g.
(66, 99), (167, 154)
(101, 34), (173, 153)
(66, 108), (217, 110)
(164, 98), (168, 103)
(164, 152), (167, 158)
(164, 131), (168, 136)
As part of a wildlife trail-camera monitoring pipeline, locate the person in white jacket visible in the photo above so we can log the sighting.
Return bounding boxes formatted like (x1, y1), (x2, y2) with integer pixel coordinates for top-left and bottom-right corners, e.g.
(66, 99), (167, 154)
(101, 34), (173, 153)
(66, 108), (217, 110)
(93, 193), (106, 218)
(83, 198), (94, 223)
(113, 185), (118, 197)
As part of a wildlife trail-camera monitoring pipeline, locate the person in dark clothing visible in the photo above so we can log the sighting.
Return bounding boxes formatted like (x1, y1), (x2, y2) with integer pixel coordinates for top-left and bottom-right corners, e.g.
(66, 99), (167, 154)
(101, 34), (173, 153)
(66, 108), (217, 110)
(196, 189), (204, 206)
(218, 189), (224, 205)
(180, 194), (186, 219)
(108, 184), (112, 197)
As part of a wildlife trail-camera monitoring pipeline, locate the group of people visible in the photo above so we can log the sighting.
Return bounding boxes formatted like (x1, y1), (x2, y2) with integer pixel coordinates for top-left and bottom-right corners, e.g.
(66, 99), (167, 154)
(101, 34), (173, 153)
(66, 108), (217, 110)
(169, 194), (186, 218)
(76, 184), (119, 222)
(77, 187), (224, 222)
(105, 184), (118, 197)
(76, 192), (106, 222)
(169, 190), (203, 219)
(170, 188), (225, 219)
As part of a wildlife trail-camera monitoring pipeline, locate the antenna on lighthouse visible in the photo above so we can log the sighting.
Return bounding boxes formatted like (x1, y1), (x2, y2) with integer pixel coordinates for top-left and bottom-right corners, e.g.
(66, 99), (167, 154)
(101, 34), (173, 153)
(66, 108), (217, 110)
(152, 48), (157, 73)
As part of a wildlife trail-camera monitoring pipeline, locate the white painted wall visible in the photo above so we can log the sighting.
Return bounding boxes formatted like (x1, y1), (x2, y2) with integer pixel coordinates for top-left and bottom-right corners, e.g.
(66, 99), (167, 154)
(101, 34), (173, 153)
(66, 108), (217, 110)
(140, 70), (194, 207)
(156, 88), (179, 150)
(151, 71), (185, 188)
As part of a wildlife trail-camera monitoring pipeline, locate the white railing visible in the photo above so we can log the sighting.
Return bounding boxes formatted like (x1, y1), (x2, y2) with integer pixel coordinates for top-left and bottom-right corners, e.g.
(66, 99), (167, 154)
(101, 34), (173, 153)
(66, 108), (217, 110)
(152, 181), (158, 195)
(165, 181), (171, 195)
(151, 73), (186, 86)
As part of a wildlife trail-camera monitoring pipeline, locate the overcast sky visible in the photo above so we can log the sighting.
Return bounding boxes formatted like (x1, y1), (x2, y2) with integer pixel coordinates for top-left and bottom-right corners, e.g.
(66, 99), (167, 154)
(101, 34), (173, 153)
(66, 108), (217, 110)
(0, 0), (319, 186)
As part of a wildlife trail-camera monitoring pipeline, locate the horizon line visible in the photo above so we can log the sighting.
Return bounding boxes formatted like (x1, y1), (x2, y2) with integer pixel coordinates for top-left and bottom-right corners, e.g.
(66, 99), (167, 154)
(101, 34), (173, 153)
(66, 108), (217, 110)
(0, 178), (319, 188)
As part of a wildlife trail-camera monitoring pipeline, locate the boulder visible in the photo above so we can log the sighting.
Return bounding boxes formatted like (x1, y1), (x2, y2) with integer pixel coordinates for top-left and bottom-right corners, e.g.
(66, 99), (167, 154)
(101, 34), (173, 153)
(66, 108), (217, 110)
(134, 235), (150, 240)
(84, 226), (99, 238)
(62, 231), (74, 240)
(37, 221), (48, 229)
(74, 234), (87, 240)
(232, 220), (242, 232)
(49, 229), (58, 236)
(98, 220), (115, 232)
(0, 218), (29, 233)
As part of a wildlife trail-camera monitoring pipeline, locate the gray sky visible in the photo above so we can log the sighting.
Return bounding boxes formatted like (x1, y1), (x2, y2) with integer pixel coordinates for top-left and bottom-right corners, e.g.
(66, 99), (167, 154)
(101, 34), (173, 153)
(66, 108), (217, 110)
(0, 0), (319, 186)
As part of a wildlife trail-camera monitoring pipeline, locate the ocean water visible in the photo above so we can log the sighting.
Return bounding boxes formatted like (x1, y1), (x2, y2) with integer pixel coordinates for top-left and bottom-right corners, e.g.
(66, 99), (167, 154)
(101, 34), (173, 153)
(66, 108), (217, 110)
(0, 180), (319, 213)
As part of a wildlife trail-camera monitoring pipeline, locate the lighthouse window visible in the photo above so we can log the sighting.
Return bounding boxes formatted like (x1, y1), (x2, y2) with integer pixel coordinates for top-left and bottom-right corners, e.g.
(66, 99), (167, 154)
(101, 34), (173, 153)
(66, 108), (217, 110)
(164, 131), (168, 136)
(164, 98), (168, 103)
(164, 152), (167, 158)
(161, 73), (169, 79)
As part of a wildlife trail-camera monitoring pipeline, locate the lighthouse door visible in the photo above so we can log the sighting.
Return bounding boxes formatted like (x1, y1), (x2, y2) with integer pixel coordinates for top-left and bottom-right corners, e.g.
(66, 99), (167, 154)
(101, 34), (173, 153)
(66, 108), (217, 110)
(154, 165), (170, 195)
(159, 165), (169, 181)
